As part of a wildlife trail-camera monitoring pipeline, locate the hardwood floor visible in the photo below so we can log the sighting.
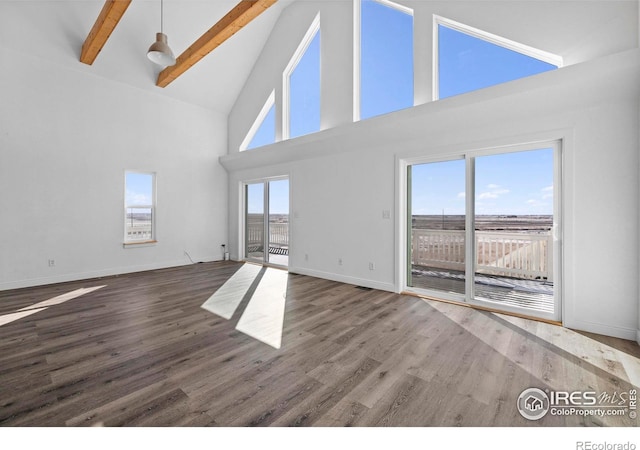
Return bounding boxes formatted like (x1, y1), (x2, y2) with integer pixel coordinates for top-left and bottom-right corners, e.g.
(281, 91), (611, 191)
(0, 261), (638, 427)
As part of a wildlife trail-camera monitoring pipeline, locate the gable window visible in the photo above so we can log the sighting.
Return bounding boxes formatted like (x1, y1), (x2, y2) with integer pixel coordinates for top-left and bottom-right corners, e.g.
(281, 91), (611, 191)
(124, 171), (156, 244)
(358, 0), (413, 120)
(435, 16), (562, 100)
(283, 14), (321, 140)
(241, 90), (276, 151)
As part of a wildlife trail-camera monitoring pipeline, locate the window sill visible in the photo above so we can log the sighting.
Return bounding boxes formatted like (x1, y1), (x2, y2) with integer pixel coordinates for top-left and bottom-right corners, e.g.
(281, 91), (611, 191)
(123, 240), (158, 248)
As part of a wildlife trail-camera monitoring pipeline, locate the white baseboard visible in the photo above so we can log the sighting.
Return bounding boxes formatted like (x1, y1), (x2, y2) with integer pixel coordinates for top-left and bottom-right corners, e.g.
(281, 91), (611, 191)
(0, 256), (219, 291)
(288, 266), (395, 293)
(564, 318), (638, 342)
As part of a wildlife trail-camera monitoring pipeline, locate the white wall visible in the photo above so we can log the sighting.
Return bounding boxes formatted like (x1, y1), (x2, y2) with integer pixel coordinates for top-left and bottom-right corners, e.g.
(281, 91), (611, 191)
(0, 46), (228, 290)
(224, 1), (640, 340)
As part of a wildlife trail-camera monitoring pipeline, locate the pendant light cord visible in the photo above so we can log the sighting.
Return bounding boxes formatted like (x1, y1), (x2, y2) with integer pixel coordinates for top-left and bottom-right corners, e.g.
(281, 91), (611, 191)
(160, 0), (164, 34)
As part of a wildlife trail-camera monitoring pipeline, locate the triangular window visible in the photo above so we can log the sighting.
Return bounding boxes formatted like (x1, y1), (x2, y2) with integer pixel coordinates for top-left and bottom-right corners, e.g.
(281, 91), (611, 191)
(241, 91), (275, 151)
(284, 15), (321, 140)
(436, 17), (562, 100)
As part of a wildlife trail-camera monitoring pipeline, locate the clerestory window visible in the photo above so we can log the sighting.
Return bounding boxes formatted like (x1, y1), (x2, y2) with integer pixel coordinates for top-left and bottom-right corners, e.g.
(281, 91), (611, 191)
(435, 16), (562, 100)
(241, 90), (276, 151)
(283, 14), (321, 140)
(359, 0), (414, 120)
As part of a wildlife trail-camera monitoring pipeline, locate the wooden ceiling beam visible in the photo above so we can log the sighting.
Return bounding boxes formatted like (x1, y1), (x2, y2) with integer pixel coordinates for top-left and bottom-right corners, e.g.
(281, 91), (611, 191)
(156, 0), (278, 88)
(80, 0), (132, 65)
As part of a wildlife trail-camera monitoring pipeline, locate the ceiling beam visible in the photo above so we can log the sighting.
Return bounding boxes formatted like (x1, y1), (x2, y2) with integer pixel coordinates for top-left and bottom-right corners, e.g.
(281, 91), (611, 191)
(156, 0), (278, 88)
(80, 0), (132, 65)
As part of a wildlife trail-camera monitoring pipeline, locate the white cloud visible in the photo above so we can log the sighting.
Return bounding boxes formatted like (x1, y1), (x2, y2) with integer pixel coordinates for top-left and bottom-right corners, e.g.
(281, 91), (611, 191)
(457, 192), (466, 199)
(487, 184), (501, 189)
(125, 190), (152, 206)
(478, 187), (509, 200)
(542, 185), (554, 200)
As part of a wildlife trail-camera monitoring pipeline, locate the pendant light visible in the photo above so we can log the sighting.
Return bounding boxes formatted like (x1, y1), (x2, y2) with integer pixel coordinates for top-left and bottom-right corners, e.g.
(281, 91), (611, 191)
(147, 0), (176, 67)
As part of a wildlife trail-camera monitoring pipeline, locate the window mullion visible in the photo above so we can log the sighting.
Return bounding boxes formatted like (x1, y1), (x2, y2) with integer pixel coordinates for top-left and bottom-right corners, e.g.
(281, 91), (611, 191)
(264, 181), (270, 264)
(465, 156), (475, 302)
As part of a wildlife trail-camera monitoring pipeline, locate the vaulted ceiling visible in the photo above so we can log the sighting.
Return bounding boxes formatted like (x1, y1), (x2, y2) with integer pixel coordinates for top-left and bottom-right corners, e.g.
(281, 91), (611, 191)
(0, 0), (294, 114)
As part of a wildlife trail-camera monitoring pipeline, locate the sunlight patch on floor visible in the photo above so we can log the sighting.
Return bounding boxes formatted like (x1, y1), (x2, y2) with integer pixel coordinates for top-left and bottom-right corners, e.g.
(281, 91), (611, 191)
(201, 263), (262, 319)
(0, 285), (106, 327)
(17, 286), (106, 312)
(0, 308), (48, 327)
(427, 299), (640, 388)
(235, 267), (288, 349)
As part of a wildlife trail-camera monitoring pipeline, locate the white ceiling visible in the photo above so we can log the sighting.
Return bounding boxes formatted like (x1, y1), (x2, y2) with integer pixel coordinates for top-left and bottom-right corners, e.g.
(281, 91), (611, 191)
(0, 0), (294, 114)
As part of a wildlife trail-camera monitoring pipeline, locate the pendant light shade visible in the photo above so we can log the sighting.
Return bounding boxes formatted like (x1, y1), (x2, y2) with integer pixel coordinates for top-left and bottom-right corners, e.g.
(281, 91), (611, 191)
(147, 32), (175, 67)
(147, 0), (175, 67)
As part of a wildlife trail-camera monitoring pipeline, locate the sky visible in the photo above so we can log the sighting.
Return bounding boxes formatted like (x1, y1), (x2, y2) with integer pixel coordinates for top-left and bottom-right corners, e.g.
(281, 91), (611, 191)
(125, 172), (153, 207)
(247, 179), (289, 215)
(247, 103), (275, 150)
(438, 24), (557, 99)
(289, 31), (321, 139)
(361, 0), (414, 119)
(245, 0), (559, 216)
(411, 148), (554, 216)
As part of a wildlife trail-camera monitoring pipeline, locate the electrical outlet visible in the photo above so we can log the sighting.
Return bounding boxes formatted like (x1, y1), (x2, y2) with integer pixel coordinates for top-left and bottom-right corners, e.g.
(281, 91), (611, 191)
(338, 258), (343, 266)
(48, 259), (55, 267)
(382, 210), (391, 219)
(369, 262), (375, 270)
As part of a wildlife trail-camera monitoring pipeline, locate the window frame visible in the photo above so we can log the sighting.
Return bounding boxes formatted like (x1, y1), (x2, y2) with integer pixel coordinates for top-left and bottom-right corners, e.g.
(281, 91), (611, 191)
(282, 13), (321, 141)
(123, 170), (157, 246)
(240, 175), (291, 268)
(398, 139), (563, 322)
(432, 15), (564, 101)
(240, 90), (276, 151)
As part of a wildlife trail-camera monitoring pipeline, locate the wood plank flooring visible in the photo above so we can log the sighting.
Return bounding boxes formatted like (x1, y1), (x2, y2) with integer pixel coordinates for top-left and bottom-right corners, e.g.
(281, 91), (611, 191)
(0, 261), (638, 427)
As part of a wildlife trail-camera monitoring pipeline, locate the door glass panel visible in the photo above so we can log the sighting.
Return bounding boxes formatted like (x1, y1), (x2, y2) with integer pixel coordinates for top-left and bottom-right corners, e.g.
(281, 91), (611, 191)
(268, 179), (289, 266)
(245, 183), (265, 261)
(473, 148), (555, 315)
(409, 159), (466, 295)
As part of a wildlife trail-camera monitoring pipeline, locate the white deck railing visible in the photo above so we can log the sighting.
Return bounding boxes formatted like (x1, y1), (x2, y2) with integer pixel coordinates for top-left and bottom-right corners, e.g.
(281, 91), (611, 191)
(125, 223), (152, 241)
(246, 223), (289, 248)
(224, 222), (552, 281)
(411, 229), (553, 281)
(269, 223), (289, 246)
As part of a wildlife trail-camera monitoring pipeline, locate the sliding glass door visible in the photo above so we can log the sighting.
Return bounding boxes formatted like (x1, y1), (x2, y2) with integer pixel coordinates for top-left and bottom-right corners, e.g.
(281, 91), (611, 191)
(245, 183), (265, 261)
(473, 148), (557, 318)
(408, 159), (466, 300)
(244, 178), (289, 267)
(406, 143), (561, 322)
(268, 179), (290, 266)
